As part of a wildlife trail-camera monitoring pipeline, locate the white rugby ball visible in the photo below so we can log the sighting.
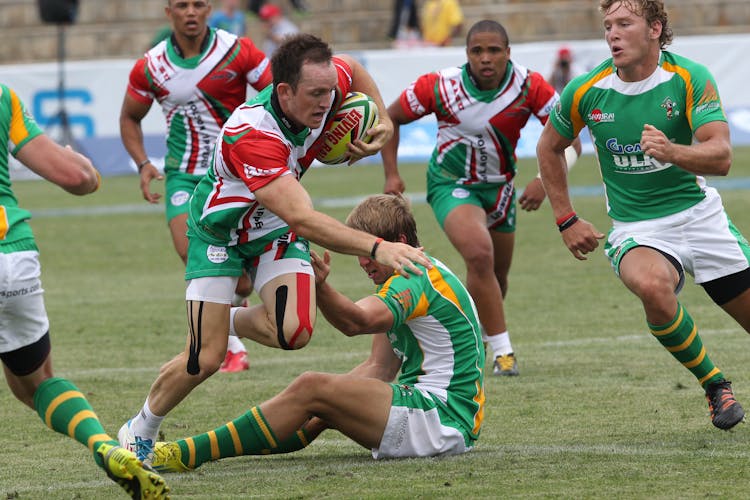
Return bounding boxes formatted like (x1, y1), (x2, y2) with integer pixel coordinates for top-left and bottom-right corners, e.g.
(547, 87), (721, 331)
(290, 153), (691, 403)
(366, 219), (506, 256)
(316, 92), (380, 165)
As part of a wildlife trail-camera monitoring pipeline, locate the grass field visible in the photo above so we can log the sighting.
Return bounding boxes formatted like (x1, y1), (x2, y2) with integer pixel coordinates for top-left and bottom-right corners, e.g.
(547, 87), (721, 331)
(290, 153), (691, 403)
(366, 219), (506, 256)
(2, 148), (750, 499)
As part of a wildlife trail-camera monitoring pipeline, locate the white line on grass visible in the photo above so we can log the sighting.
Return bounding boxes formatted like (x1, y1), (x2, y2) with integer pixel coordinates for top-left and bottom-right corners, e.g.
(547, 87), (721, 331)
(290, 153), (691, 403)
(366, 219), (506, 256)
(27, 176), (750, 218)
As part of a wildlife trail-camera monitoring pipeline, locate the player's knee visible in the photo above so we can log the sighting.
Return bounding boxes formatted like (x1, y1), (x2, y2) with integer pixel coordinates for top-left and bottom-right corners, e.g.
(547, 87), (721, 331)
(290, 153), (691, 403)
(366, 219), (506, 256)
(631, 274), (674, 312)
(286, 371), (333, 402)
(278, 322), (313, 350)
(462, 245), (494, 272)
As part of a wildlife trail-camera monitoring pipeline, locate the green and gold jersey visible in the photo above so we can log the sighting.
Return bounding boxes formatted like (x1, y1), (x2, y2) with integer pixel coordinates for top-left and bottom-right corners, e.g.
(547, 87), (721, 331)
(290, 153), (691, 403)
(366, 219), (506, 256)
(0, 84), (42, 251)
(376, 254), (485, 440)
(550, 51), (726, 222)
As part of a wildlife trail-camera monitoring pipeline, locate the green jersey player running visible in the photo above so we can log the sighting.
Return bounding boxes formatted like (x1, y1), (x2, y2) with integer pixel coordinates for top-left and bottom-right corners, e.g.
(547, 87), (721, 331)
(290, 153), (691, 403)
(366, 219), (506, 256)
(537, 0), (750, 430)
(149, 194), (485, 472)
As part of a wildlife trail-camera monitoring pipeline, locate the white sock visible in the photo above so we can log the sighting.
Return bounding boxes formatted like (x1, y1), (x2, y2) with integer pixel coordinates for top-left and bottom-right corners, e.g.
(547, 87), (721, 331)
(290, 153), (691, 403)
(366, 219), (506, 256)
(227, 334), (246, 354)
(486, 331), (513, 358)
(131, 398), (164, 442)
(227, 307), (247, 354)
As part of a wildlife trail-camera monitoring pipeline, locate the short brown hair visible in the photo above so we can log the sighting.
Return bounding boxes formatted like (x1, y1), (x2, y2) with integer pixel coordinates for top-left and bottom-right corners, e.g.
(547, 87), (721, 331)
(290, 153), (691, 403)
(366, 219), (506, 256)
(599, 0), (673, 49)
(271, 33), (333, 91)
(346, 194), (420, 247)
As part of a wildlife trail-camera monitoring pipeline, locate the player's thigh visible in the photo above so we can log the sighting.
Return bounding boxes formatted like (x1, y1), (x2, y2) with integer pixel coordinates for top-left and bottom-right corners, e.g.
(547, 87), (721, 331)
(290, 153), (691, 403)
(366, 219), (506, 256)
(168, 213), (189, 262)
(294, 372), (393, 449)
(256, 270), (316, 349)
(250, 236), (316, 349)
(165, 173), (199, 260)
(185, 276), (238, 357)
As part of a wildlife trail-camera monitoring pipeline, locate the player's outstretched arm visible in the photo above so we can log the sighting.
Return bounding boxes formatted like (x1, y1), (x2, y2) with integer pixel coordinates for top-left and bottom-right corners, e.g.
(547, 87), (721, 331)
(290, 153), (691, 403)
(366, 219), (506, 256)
(257, 176), (431, 277)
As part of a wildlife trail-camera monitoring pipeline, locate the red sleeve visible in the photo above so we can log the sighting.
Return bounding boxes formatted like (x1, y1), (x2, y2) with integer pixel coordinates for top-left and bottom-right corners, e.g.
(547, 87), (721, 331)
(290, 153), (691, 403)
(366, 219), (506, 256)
(227, 130), (291, 191)
(126, 58), (155, 105)
(398, 72), (439, 121)
(333, 56), (353, 95)
(239, 37), (273, 91)
(527, 71), (558, 125)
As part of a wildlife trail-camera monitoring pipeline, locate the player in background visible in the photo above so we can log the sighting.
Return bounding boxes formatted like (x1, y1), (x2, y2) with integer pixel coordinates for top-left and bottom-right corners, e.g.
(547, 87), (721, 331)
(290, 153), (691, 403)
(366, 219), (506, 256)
(120, 0), (273, 372)
(381, 19), (580, 376)
(148, 194), (484, 472)
(119, 34), (432, 465)
(0, 84), (169, 499)
(537, 0), (750, 430)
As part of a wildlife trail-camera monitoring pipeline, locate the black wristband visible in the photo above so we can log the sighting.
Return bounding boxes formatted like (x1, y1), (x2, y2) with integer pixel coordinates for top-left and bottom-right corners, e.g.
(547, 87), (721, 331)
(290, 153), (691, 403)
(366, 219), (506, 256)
(558, 214), (579, 232)
(137, 159), (151, 172)
(370, 237), (383, 259)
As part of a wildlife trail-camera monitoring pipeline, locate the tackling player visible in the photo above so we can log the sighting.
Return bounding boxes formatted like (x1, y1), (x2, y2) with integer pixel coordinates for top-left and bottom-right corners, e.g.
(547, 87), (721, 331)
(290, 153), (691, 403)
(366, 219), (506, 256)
(118, 33), (432, 465)
(148, 194), (485, 472)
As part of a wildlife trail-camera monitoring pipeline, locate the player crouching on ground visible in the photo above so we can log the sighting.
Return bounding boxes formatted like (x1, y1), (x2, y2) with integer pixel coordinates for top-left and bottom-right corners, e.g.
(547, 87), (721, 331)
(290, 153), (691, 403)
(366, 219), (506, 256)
(149, 194), (486, 471)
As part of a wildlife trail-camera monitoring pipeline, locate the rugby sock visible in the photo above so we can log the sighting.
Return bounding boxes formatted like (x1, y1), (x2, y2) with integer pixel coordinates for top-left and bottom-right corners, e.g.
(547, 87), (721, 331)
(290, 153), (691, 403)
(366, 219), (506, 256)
(484, 331), (513, 358)
(33, 377), (116, 468)
(648, 302), (724, 387)
(174, 406), (304, 469)
(226, 334), (246, 354)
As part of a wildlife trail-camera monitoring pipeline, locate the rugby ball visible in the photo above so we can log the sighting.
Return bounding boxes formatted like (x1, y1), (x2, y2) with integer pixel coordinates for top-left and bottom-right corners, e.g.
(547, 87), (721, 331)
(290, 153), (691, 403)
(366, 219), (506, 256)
(316, 92), (380, 165)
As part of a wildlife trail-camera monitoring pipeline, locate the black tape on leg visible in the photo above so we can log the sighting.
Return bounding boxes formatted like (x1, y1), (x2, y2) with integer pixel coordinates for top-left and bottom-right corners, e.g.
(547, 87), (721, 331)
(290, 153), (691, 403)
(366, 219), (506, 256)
(275, 285), (292, 350)
(186, 301), (203, 375)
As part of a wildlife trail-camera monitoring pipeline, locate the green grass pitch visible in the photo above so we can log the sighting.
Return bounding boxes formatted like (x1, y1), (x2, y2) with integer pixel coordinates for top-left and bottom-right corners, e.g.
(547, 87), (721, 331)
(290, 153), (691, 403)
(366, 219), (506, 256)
(2, 148), (750, 498)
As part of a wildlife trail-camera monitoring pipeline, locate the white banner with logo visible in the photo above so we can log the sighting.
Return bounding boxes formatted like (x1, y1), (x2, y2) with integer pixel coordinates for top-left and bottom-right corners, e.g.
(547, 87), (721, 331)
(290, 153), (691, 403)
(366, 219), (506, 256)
(1, 34), (749, 177)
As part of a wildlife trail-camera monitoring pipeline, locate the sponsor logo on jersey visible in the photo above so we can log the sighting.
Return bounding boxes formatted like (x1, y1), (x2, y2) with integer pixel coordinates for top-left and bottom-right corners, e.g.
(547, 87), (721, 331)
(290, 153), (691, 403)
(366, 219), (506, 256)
(451, 187), (471, 199)
(210, 69), (238, 81)
(695, 80), (722, 114)
(206, 245), (229, 264)
(588, 108), (615, 123)
(243, 164), (283, 178)
(392, 289), (413, 314)
(661, 96), (679, 120)
(606, 138), (672, 173)
(170, 190), (191, 207)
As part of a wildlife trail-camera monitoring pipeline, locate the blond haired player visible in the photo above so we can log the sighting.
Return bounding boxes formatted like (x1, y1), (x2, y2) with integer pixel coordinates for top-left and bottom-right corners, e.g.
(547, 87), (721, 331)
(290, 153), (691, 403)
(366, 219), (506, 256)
(537, 0), (750, 430)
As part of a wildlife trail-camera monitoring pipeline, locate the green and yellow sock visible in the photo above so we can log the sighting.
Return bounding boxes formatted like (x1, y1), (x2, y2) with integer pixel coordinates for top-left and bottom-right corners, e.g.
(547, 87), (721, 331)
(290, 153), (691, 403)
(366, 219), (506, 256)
(648, 303), (724, 388)
(33, 377), (116, 468)
(174, 406), (312, 469)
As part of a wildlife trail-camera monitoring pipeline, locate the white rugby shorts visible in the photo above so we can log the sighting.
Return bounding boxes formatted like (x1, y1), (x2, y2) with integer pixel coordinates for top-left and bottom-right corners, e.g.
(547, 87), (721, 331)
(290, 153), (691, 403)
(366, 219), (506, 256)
(606, 187), (750, 284)
(0, 251), (49, 353)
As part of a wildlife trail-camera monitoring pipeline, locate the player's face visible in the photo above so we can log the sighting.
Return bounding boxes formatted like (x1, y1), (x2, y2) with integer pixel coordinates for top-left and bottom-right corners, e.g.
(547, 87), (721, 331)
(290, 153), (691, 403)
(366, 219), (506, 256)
(603, 1), (661, 80)
(166, 0), (211, 38)
(357, 256), (395, 285)
(284, 61), (338, 129)
(466, 31), (510, 90)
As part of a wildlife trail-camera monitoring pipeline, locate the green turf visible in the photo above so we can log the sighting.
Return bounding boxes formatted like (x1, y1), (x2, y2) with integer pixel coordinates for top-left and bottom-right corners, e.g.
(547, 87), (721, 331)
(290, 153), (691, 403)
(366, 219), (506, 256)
(2, 148), (750, 499)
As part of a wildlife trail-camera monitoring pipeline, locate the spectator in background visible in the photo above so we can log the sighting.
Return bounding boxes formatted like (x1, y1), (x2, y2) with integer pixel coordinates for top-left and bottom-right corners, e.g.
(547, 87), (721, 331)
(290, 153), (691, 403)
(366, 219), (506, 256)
(388, 0), (420, 47)
(548, 46), (577, 93)
(421, 0), (464, 47)
(209, 0), (247, 36)
(258, 3), (300, 55)
(547, 46), (583, 160)
(248, 0), (306, 14)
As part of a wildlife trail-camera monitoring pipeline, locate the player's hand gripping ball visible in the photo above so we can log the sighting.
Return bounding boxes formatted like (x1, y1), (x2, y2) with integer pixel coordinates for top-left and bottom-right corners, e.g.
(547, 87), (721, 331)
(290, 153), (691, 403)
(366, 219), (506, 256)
(316, 92), (380, 165)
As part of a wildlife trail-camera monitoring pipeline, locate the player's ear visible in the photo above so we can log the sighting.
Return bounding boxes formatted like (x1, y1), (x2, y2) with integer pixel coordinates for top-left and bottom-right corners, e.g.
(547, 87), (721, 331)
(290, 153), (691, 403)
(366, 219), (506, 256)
(276, 82), (293, 100)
